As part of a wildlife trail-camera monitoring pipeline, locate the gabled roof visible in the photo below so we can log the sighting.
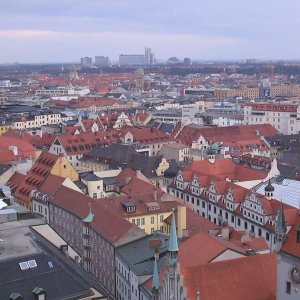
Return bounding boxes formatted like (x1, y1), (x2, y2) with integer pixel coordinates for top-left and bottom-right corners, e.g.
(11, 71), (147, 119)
(164, 207), (219, 236)
(12, 152), (61, 203)
(0, 134), (36, 158)
(55, 131), (120, 155)
(281, 214), (300, 258)
(7, 173), (26, 192)
(181, 158), (267, 183)
(178, 233), (246, 268)
(119, 126), (173, 144)
(176, 124), (277, 146)
(49, 186), (145, 245)
(182, 253), (276, 300)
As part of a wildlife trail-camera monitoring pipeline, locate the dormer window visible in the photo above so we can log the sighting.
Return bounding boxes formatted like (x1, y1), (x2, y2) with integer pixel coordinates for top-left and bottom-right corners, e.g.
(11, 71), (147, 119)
(122, 201), (136, 213)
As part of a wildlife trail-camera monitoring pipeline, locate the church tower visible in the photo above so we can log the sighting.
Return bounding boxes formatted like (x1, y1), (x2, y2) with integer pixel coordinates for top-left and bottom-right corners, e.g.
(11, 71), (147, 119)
(168, 212), (179, 300)
(274, 205), (287, 252)
(152, 258), (159, 299)
(265, 179), (275, 199)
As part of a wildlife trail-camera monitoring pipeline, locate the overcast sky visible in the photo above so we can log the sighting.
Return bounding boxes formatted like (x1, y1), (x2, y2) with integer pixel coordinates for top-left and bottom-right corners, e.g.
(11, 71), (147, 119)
(0, 0), (299, 63)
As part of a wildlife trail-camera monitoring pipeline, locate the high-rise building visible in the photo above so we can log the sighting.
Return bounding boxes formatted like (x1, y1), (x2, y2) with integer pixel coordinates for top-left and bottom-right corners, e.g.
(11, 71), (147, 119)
(119, 48), (155, 66)
(95, 56), (110, 67)
(183, 57), (191, 65)
(145, 47), (155, 65)
(80, 57), (92, 68)
(119, 54), (145, 66)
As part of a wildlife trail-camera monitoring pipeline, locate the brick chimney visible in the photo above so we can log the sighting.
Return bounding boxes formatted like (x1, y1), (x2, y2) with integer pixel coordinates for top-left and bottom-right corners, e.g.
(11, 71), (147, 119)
(177, 205), (187, 238)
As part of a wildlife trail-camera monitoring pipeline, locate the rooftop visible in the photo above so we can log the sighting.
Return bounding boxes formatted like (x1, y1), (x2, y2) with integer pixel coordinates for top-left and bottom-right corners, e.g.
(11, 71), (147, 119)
(0, 218), (45, 262)
(256, 178), (300, 208)
(0, 252), (94, 300)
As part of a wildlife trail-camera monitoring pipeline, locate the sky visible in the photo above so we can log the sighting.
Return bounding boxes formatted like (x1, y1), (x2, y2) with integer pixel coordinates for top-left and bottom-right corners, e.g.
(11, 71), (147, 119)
(0, 0), (300, 63)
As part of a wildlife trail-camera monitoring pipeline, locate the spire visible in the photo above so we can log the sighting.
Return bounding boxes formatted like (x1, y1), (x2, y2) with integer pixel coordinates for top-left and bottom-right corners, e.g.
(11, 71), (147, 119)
(275, 205), (287, 234)
(82, 203), (94, 223)
(152, 258), (159, 293)
(168, 212), (179, 253)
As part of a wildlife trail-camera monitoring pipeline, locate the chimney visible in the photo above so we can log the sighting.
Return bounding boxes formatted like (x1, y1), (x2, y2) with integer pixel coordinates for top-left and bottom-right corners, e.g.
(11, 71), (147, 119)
(125, 176), (131, 184)
(297, 226), (300, 244)
(153, 189), (157, 201)
(154, 247), (159, 260)
(208, 157), (215, 164)
(196, 291), (200, 300)
(9, 145), (18, 156)
(220, 227), (230, 241)
(177, 205), (187, 238)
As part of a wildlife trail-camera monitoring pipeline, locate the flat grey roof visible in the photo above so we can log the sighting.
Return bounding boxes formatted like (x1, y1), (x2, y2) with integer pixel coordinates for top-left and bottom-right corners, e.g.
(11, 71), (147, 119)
(0, 218), (45, 261)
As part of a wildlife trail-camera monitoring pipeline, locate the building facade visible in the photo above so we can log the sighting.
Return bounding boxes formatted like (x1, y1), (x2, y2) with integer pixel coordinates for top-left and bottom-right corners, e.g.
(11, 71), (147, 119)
(244, 103), (300, 135)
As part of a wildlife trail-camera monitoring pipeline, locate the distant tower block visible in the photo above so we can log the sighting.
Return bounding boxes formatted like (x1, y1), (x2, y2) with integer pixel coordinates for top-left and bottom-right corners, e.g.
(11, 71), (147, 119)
(135, 68), (145, 91)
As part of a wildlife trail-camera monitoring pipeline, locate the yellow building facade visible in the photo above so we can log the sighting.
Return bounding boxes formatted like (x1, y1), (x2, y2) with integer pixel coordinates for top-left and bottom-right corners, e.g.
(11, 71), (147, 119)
(50, 155), (79, 181)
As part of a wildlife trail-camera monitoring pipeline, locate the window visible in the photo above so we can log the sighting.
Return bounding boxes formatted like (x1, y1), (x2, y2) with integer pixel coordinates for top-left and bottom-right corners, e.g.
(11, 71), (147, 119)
(202, 201), (205, 208)
(237, 218), (241, 226)
(141, 218), (145, 225)
(63, 164), (66, 169)
(85, 261), (92, 272)
(251, 225), (255, 233)
(231, 215), (235, 223)
(213, 207), (217, 214)
(208, 204), (211, 211)
(286, 281), (291, 294)
(151, 227), (154, 233)
(258, 228), (262, 236)
(244, 221), (248, 230)
(136, 219), (140, 226)
(132, 219), (135, 224)
(97, 186), (100, 190)
(225, 212), (228, 220)
(266, 232), (270, 241)
(93, 193), (97, 198)
(160, 215), (164, 222)
(151, 217), (155, 224)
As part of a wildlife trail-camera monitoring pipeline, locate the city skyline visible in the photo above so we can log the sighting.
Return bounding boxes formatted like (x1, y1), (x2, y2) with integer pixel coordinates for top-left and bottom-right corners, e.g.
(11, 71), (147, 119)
(0, 0), (300, 63)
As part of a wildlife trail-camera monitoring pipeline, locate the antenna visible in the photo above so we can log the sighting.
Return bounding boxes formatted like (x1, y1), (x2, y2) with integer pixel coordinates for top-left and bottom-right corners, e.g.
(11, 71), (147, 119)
(88, 202), (92, 214)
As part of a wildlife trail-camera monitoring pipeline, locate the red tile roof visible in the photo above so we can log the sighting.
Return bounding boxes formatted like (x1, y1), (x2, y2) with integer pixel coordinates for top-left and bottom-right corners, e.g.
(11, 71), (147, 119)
(49, 185), (144, 245)
(182, 253), (276, 300)
(55, 131), (120, 155)
(37, 174), (66, 195)
(176, 124), (277, 146)
(164, 207), (220, 237)
(0, 135), (36, 158)
(178, 233), (245, 268)
(119, 127), (173, 144)
(182, 158), (267, 183)
(281, 213), (300, 258)
(7, 172), (26, 192)
(12, 151), (61, 203)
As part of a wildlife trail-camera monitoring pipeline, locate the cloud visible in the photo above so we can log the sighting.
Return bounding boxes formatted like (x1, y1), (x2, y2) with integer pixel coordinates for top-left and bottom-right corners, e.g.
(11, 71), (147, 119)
(0, 30), (59, 39)
(0, 30), (241, 62)
(0, 0), (300, 62)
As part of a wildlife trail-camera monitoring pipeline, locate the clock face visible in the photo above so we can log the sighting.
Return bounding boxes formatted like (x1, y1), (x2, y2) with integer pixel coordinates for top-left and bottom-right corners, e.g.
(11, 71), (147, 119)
(290, 267), (300, 284)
